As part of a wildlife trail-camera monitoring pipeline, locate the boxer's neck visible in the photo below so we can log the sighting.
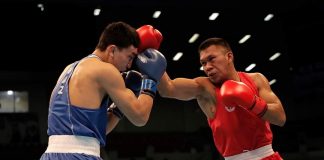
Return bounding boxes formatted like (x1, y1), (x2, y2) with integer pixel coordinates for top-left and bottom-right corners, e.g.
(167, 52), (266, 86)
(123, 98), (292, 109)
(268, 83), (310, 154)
(89, 53), (103, 62)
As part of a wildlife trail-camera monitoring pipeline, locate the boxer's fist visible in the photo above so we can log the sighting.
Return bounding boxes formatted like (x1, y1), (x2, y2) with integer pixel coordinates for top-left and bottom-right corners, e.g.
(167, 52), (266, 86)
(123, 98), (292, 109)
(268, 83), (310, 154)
(220, 80), (268, 117)
(136, 49), (167, 82)
(122, 70), (143, 97)
(136, 49), (167, 98)
(137, 25), (163, 52)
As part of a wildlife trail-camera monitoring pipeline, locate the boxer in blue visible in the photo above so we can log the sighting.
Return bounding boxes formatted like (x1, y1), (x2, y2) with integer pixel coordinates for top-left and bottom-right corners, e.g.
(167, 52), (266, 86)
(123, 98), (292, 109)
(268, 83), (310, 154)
(40, 21), (166, 160)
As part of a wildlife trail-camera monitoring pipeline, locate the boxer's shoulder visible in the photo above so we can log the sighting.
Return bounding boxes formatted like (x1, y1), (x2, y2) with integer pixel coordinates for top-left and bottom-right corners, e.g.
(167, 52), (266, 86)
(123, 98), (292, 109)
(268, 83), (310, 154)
(194, 77), (216, 98)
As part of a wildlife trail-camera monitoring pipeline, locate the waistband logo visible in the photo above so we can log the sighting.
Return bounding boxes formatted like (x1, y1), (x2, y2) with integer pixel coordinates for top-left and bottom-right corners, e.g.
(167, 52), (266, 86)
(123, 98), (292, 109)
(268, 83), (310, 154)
(225, 106), (235, 112)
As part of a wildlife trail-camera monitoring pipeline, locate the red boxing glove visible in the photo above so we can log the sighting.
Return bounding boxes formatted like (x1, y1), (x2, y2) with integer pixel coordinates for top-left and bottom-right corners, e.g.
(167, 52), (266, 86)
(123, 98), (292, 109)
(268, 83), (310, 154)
(136, 25), (163, 53)
(220, 80), (268, 117)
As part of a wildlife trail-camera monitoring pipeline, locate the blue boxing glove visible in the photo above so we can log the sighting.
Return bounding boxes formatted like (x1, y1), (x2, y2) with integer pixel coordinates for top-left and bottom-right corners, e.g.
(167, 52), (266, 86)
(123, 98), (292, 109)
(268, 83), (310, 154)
(136, 49), (167, 82)
(136, 49), (167, 98)
(122, 70), (143, 97)
(108, 70), (143, 119)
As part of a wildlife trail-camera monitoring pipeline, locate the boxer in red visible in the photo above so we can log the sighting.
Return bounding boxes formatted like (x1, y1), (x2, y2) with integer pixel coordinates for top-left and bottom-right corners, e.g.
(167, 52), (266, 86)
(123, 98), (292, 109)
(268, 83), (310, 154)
(157, 37), (286, 160)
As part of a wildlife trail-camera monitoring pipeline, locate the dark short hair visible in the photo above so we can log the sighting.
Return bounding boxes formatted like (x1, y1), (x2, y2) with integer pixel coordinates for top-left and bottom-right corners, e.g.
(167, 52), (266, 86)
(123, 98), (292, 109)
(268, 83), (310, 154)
(198, 37), (232, 53)
(96, 21), (140, 51)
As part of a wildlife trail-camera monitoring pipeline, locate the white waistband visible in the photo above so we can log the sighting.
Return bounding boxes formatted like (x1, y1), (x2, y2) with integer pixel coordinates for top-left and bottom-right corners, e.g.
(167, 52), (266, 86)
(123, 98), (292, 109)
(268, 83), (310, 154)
(45, 135), (100, 157)
(225, 144), (274, 160)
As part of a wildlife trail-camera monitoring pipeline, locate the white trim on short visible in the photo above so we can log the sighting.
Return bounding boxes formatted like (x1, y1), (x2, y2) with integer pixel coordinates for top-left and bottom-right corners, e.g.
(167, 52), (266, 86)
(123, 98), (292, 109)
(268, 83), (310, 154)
(225, 144), (274, 160)
(45, 135), (100, 157)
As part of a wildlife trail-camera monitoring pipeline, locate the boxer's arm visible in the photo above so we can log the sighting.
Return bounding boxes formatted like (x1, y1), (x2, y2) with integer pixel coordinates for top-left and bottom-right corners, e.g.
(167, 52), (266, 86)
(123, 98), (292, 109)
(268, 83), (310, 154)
(106, 108), (120, 134)
(98, 63), (153, 127)
(253, 73), (286, 126)
(158, 72), (203, 100)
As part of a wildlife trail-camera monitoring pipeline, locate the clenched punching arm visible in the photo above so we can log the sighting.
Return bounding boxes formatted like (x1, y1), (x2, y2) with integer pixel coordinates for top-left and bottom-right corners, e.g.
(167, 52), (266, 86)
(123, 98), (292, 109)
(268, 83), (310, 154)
(108, 70), (142, 118)
(106, 70), (142, 134)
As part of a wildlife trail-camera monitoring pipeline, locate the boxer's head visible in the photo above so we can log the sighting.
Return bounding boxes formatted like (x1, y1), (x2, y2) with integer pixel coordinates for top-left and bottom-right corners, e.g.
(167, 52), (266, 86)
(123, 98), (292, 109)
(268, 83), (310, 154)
(198, 38), (235, 85)
(96, 21), (140, 51)
(96, 21), (140, 71)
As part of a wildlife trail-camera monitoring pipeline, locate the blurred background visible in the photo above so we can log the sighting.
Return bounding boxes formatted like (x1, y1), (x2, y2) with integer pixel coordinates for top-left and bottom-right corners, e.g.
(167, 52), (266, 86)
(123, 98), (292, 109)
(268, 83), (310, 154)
(0, 0), (323, 159)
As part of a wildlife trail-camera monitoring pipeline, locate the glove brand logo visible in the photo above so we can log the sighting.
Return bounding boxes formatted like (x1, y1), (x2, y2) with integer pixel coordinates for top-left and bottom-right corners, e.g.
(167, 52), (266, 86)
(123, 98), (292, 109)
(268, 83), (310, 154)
(137, 55), (147, 63)
(225, 106), (235, 112)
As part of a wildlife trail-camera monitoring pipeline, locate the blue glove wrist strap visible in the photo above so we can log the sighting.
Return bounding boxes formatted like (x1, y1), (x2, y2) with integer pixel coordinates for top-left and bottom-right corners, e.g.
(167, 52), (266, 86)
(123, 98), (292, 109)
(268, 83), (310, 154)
(107, 105), (124, 119)
(140, 78), (157, 98)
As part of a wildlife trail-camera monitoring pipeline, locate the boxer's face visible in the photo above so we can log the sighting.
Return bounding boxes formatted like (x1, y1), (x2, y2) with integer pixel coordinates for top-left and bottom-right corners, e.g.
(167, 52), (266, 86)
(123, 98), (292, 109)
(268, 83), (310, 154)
(112, 46), (137, 72)
(200, 45), (230, 84)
